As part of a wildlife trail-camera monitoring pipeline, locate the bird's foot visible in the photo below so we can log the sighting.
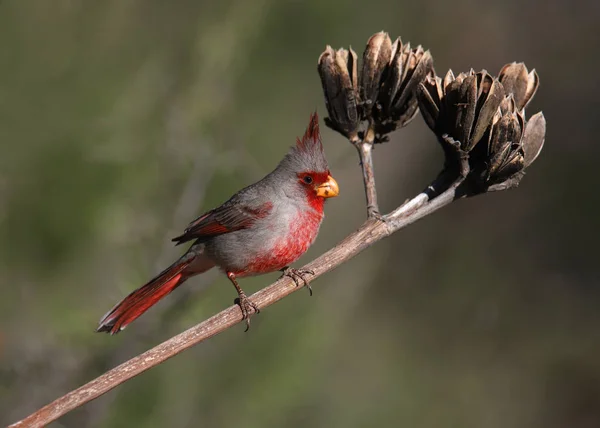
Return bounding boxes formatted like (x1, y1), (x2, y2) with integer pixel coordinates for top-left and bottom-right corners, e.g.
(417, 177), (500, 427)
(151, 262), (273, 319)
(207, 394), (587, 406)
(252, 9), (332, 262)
(282, 267), (315, 296)
(235, 292), (260, 332)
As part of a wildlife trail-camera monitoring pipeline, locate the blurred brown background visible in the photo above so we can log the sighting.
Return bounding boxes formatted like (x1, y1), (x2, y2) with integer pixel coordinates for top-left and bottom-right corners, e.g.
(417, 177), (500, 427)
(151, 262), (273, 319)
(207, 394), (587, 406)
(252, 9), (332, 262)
(1, 1), (599, 427)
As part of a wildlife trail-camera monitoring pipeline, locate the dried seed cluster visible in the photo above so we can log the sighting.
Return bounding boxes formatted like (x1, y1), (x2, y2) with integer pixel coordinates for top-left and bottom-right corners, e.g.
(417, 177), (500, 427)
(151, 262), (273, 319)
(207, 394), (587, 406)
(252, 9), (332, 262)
(318, 31), (433, 141)
(418, 63), (545, 187)
(317, 31), (546, 190)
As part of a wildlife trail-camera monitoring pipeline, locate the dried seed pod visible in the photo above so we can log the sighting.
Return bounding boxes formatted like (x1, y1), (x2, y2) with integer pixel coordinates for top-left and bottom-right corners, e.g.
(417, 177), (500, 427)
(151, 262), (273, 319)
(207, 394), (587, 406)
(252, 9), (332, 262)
(417, 74), (443, 132)
(318, 46), (360, 139)
(452, 73), (478, 147)
(374, 38), (434, 133)
(417, 69), (504, 152)
(486, 104), (525, 183)
(488, 143), (525, 184)
(498, 62), (539, 111)
(470, 73), (504, 148)
(418, 64), (544, 187)
(481, 93), (545, 185)
(521, 111), (546, 167)
(360, 32), (393, 118)
(443, 69), (456, 90)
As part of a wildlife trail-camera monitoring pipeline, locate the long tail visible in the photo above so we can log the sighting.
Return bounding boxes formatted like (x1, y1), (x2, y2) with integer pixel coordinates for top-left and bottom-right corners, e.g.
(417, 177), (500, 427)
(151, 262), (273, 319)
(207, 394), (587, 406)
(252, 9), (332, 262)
(97, 252), (213, 335)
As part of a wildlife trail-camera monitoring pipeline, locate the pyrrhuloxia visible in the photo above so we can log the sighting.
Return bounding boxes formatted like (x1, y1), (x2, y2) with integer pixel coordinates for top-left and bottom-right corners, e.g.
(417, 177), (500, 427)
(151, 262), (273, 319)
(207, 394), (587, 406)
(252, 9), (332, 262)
(97, 112), (338, 334)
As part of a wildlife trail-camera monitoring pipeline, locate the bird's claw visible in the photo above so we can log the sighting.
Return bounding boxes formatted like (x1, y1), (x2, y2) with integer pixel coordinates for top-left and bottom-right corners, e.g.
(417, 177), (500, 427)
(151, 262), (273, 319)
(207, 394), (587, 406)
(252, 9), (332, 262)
(236, 292), (260, 332)
(282, 267), (315, 296)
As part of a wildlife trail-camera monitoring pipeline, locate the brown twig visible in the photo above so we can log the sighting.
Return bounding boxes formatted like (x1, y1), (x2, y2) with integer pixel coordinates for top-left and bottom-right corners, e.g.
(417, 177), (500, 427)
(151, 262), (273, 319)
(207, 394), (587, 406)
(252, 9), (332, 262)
(9, 165), (470, 428)
(354, 124), (380, 219)
(7, 110), (482, 428)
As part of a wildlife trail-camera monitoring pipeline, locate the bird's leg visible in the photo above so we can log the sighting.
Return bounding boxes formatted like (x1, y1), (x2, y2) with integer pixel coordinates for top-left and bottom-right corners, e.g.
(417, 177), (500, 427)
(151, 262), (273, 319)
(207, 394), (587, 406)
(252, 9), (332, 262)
(227, 272), (260, 332)
(281, 266), (315, 296)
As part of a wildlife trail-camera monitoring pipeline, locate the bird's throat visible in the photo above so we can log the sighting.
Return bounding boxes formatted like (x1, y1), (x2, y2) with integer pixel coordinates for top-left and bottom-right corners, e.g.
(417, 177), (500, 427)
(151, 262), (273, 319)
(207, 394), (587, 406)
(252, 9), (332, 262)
(304, 189), (326, 213)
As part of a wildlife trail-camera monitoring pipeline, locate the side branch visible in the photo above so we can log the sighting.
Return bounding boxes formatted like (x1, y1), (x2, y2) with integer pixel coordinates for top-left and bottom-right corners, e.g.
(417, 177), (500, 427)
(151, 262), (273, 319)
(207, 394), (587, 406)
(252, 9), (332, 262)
(354, 126), (379, 219)
(9, 177), (464, 428)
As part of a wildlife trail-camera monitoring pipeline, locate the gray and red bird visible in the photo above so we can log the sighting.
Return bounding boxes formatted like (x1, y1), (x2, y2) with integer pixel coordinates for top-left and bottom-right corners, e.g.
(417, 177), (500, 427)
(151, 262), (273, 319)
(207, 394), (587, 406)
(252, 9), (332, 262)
(97, 112), (338, 334)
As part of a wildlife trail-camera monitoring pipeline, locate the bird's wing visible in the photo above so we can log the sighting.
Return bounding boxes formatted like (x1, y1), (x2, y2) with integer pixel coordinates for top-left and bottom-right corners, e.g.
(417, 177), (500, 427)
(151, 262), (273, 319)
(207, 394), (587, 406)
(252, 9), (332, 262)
(171, 199), (273, 245)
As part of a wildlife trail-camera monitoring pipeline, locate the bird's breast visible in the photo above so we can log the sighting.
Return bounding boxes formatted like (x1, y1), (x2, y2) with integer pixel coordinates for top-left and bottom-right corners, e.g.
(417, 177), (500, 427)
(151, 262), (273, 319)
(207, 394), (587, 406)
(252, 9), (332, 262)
(239, 208), (323, 276)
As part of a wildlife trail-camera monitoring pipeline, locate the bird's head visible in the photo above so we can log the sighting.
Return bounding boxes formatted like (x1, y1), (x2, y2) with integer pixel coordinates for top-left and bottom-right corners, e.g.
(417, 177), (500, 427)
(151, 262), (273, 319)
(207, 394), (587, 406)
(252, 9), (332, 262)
(277, 112), (339, 211)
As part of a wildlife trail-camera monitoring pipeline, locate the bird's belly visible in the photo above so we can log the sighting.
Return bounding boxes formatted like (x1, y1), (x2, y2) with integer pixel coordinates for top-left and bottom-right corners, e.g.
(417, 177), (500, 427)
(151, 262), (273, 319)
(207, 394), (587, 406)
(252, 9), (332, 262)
(209, 210), (323, 277)
(241, 232), (314, 275)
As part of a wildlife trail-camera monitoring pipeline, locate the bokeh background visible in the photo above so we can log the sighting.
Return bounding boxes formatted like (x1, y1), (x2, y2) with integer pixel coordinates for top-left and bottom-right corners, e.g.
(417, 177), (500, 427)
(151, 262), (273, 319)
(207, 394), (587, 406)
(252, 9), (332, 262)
(1, 1), (599, 427)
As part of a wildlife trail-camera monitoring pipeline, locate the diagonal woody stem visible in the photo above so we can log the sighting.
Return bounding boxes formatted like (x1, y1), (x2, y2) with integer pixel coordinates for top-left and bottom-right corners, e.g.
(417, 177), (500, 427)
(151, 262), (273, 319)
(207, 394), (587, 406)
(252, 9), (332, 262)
(9, 130), (476, 428)
(8, 179), (466, 428)
(386, 137), (471, 222)
(354, 125), (380, 219)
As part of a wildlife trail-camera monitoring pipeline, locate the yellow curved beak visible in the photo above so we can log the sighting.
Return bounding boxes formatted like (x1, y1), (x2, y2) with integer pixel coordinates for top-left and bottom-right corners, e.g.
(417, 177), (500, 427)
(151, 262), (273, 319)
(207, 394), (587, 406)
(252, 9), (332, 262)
(315, 175), (339, 198)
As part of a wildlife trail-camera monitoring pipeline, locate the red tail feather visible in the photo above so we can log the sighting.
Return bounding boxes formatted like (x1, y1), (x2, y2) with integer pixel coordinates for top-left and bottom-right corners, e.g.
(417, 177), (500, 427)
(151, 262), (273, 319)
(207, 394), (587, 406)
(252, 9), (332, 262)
(97, 260), (191, 335)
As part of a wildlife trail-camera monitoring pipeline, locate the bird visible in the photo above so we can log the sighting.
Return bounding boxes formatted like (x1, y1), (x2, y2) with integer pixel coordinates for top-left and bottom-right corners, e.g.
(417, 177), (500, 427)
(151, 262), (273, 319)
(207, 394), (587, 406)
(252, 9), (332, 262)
(97, 112), (339, 334)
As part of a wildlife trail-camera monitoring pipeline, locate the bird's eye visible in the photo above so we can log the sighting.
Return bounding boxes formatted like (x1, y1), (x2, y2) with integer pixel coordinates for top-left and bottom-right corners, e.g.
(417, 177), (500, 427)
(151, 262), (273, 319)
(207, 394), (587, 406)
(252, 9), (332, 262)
(303, 176), (313, 184)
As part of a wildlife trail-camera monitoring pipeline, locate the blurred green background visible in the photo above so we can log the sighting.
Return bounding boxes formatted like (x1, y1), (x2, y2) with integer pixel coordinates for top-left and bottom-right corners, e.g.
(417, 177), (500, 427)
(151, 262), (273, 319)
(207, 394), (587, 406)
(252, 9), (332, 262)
(1, 0), (599, 427)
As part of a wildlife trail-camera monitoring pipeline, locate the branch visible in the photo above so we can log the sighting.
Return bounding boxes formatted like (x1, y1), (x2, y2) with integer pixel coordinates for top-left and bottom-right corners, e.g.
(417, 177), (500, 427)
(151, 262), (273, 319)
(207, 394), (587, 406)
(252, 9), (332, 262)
(8, 110), (477, 428)
(9, 167), (469, 428)
(9, 115), (477, 428)
(353, 125), (380, 219)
